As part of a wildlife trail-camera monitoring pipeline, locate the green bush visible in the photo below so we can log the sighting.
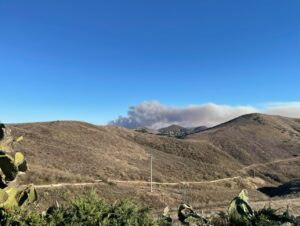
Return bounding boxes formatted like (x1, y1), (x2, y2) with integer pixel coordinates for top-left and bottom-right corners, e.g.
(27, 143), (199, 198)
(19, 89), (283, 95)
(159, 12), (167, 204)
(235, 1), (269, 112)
(0, 192), (156, 226)
(250, 206), (295, 226)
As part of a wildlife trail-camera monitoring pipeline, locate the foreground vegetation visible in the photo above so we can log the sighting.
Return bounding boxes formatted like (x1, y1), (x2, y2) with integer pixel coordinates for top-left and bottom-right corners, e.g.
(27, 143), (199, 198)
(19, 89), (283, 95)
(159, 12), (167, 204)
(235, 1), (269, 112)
(0, 124), (37, 210)
(0, 192), (155, 226)
(0, 190), (298, 226)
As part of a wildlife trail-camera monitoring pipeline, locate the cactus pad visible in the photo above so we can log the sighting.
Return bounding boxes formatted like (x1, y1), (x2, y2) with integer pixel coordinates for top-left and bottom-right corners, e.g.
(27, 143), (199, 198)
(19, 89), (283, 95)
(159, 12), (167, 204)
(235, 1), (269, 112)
(15, 152), (28, 172)
(0, 153), (19, 183)
(16, 184), (37, 206)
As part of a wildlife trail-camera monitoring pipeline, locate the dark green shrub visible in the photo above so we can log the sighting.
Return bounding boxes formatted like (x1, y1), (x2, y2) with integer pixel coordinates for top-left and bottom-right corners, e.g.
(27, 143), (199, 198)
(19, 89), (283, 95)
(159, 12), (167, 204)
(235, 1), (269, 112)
(251, 206), (295, 226)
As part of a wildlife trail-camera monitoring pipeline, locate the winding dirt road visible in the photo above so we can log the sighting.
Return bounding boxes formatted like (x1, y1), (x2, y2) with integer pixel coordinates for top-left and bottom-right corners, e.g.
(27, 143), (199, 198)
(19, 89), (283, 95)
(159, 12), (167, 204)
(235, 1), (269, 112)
(33, 176), (242, 189)
(32, 155), (300, 189)
(242, 156), (300, 170)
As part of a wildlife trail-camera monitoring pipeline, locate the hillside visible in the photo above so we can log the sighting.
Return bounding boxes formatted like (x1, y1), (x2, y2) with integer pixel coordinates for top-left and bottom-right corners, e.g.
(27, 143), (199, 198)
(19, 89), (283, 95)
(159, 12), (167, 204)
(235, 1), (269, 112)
(186, 113), (300, 182)
(7, 113), (300, 187)
(158, 125), (188, 134)
(158, 125), (207, 137)
(9, 121), (240, 185)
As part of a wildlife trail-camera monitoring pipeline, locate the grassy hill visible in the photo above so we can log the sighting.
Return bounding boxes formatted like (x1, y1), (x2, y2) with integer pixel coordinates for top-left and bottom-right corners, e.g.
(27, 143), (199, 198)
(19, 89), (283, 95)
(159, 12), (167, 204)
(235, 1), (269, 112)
(10, 121), (240, 185)
(4, 113), (300, 213)
(187, 113), (300, 163)
(187, 113), (300, 182)
(8, 113), (300, 187)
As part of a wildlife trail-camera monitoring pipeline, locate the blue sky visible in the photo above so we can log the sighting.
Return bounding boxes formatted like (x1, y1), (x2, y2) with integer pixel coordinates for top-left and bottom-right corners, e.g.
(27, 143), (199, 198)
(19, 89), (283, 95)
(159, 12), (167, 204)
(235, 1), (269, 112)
(1, 1), (300, 125)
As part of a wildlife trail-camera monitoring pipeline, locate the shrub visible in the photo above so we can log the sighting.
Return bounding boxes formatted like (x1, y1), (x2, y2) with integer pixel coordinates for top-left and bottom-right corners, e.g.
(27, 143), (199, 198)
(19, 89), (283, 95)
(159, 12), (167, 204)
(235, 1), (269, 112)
(0, 192), (156, 226)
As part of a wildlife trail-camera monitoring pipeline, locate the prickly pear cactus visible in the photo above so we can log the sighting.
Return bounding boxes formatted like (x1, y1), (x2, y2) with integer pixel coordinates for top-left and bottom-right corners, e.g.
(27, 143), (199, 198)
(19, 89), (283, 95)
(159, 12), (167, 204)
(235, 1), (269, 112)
(159, 206), (172, 226)
(0, 124), (4, 140)
(0, 125), (14, 153)
(0, 124), (37, 209)
(228, 189), (253, 223)
(178, 203), (210, 226)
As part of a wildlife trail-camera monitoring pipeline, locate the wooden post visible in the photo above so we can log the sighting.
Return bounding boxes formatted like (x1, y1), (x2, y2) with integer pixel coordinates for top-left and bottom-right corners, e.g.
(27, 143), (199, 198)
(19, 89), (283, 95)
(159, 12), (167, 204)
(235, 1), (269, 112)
(150, 151), (153, 192)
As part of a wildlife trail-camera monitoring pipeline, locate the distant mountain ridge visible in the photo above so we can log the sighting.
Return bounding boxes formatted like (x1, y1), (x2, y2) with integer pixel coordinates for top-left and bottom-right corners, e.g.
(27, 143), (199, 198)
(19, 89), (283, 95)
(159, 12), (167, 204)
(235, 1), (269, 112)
(158, 124), (207, 137)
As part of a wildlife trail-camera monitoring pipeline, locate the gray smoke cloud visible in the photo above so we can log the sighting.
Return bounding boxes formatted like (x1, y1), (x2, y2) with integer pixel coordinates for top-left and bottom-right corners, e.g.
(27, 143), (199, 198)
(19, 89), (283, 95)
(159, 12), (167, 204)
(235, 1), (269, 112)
(263, 102), (300, 119)
(109, 101), (300, 129)
(109, 101), (258, 129)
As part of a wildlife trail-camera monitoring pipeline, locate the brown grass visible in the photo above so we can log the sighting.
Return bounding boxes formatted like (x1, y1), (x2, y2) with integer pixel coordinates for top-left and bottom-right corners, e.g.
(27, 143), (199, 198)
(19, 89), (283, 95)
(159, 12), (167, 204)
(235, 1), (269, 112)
(6, 113), (300, 212)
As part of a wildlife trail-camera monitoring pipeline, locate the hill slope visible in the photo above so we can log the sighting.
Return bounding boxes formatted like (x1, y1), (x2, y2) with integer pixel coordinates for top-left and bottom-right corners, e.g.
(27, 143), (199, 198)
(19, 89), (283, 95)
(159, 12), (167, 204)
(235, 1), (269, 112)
(158, 124), (188, 134)
(9, 121), (240, 185)
(158, 125), (207, 137)
(186, 113), (300, 182)
(187, 113), (300, 164)
(8, 113), (300, 185)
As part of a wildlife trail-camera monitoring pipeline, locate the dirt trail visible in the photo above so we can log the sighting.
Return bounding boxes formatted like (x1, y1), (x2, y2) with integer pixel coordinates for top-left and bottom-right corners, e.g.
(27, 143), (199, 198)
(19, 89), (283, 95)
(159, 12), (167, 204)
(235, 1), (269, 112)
(34, 181), (103, 189)
(32, 156), (300, 189)
(33, 176), (242, 189)
(242, 156), (300, 170)
(31, 155), (300, 189)
(26, 156), (300, 215)
(110, 176), (241, 186)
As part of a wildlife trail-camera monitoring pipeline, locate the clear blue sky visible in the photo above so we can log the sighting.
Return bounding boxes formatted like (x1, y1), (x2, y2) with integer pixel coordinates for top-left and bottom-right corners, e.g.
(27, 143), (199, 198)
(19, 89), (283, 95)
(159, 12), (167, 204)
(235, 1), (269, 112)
(1, 0), (300, 124)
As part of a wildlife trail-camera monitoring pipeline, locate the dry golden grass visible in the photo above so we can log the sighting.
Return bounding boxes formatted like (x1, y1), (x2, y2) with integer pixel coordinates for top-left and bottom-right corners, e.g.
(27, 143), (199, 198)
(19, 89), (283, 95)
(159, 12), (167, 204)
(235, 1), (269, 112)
(6, 113), (300, 212)
(9, 121), (242, 185)
(33, 177), (300, 217)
